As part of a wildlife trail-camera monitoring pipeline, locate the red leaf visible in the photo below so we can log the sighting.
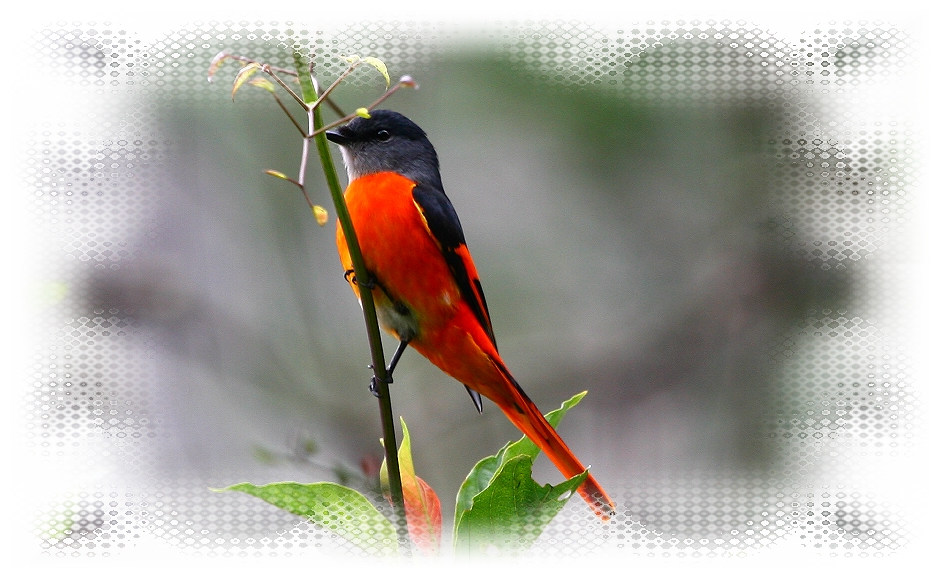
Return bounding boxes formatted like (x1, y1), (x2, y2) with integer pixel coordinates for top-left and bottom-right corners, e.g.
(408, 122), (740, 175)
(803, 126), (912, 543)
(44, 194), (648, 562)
(380, 419), (444, 555)
(402, 475), (442, 556)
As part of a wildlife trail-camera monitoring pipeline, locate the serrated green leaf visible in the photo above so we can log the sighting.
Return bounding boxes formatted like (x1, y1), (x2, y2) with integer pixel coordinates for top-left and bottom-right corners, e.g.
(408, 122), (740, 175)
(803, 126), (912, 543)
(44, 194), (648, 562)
(231, 62), (261, 101)
(505, 390), (587, 460)
(215, 482), (398, 556)
(453, 441), (510, 527)
(453, 454), (588, 555)
(454, 391), (587, 527)
(361, 56), (390, 87)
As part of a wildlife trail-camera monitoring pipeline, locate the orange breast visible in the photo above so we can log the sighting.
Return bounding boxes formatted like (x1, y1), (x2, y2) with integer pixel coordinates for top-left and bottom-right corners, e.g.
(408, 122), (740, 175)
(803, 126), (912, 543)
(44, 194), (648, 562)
(336, 172), (462, 341)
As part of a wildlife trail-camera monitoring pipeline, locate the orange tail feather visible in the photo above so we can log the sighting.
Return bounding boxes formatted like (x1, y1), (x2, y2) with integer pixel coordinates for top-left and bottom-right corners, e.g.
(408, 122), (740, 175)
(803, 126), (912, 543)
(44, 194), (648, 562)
(491, 378), (615, 520)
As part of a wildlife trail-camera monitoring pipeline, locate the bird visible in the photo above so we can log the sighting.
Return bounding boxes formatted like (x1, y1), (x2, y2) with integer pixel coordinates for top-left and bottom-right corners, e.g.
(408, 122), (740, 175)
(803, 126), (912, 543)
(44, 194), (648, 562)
(326, 110), (613, 519)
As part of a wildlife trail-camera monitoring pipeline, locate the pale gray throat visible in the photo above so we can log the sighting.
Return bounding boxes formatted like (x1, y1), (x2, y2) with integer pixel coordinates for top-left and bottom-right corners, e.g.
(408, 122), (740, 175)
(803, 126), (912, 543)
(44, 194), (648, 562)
(339, 147), (361, 181)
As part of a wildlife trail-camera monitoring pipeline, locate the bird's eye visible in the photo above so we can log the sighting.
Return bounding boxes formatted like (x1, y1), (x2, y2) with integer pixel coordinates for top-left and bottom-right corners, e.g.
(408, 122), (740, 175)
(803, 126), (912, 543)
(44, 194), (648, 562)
(376, 130), (391, 141)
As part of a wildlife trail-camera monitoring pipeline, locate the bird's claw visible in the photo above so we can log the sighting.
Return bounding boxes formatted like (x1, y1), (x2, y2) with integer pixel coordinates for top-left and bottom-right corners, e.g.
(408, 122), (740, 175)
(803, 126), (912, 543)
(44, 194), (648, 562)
(345, 269), (376, 289)
(368, 364), (393, 397)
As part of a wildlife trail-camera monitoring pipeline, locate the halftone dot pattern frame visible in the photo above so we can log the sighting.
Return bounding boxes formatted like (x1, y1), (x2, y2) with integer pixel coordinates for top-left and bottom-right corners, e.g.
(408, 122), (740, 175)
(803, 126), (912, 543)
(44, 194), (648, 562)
(22, 19), (919, 560)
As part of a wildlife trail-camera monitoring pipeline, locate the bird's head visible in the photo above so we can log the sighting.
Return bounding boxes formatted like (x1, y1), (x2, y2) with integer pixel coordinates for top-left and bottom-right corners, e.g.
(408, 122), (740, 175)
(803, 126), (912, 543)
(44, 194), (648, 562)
(326, 110), (442, 187)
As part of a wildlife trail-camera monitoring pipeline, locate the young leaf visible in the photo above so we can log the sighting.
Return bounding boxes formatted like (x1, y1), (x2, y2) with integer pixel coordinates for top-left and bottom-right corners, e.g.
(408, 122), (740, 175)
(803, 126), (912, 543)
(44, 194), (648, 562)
(207, 51), (230, 82)
(231, 62), (261, 101)
(398, 75), (418, 89)
(313, 205), (329, 226)
(215, 482), (398, 556)
(361, 57), (391, 88)
(248, 77), (277, 93)
(454, 391), (587, 528)
(342, 54), (390, 88)
(453, 455), (589, 555)
(380, 419), (443, 556)
(264, 169), (290, 180)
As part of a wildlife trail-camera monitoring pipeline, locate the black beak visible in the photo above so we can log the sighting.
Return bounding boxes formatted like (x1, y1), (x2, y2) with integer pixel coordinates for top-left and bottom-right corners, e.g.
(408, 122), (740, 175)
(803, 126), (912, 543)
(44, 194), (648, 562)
(325, 129), (348, 145)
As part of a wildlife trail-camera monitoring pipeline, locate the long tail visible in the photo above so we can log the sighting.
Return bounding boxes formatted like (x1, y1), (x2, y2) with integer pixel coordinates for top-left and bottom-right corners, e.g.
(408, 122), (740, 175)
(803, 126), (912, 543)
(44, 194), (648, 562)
(489, 368), (615, 520)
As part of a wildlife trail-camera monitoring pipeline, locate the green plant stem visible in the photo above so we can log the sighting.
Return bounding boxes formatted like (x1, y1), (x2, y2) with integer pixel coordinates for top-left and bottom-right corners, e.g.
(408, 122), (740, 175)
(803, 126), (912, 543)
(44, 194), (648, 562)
(292, 51), (409, 551)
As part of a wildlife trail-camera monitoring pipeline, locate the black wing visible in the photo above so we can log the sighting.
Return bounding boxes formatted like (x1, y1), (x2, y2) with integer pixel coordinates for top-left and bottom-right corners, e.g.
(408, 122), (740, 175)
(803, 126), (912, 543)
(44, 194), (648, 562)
(411, 183), (497, 348)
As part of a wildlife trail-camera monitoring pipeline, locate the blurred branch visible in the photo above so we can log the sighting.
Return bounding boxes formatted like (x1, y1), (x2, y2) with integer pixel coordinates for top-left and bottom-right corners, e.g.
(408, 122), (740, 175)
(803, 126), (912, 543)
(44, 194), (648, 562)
(291, 53), (408, 549)
(214, 49), (419, 551)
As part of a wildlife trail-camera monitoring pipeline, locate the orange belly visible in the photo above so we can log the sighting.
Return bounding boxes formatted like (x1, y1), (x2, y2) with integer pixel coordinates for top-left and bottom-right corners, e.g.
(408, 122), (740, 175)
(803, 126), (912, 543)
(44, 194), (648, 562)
(336, 172), (506, 392)
(337, 174), (459, 337)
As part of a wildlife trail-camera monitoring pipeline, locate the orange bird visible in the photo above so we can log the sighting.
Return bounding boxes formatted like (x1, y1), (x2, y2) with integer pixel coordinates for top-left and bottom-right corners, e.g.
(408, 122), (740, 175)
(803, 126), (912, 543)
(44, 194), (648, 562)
(326, 110), (613, 518)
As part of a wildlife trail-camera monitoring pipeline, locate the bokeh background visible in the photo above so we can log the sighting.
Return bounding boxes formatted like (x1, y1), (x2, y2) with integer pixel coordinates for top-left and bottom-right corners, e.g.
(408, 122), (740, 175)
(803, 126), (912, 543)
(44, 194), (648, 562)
(14, 15), (928, 562)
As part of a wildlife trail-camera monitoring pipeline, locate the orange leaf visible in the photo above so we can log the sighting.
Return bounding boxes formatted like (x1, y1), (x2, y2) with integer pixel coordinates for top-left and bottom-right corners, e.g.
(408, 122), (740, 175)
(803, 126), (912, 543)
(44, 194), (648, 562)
(380, 419), (443, 555)
(402, 474), (442, 555)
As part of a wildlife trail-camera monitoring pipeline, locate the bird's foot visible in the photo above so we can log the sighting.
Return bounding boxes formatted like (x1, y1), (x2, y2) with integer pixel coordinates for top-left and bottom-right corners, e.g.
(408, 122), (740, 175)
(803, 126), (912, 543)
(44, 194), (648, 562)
(368, 364), (393, 397)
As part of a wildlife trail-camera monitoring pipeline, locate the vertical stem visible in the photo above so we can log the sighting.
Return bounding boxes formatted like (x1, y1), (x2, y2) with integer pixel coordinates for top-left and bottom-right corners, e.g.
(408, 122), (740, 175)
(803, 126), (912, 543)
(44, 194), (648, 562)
(292, 51), (409, 551)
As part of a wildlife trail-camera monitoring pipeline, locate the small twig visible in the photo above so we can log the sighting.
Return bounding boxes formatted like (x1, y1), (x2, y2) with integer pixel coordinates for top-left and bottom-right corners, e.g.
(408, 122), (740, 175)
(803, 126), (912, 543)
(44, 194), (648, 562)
(270, 90), (307, 137)
(310, 59), (348, 117)
(223, 48), (416, 552)
(324, 96), (346, 118)
(309, 77), (419, 137)
(294, 51), (412, 554)
(261, 64), (308, 108)
(214, 51), (300, 77)
(211, 51), (350, 118)
(308, 59), (363, 112)
(298, 105), (314, 201)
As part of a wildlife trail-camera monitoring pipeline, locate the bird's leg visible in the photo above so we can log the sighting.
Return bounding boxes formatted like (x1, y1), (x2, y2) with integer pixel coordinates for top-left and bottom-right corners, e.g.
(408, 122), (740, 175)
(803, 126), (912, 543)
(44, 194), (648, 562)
(368, 338), (410, 396)
(386, 338), (409, 378)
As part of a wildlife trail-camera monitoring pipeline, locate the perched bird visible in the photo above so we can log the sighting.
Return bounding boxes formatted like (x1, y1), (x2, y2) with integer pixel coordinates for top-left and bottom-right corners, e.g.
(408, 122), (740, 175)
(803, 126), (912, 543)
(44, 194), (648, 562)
(327, 110), (613, 518)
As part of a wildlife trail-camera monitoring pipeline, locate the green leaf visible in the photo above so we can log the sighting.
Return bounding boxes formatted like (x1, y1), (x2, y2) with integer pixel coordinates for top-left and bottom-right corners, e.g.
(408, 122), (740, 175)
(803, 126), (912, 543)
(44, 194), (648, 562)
(361, 56), (390, 87)
(231, 62), (261, 101)
(454, 391), (587, 527)
(453, 455), (588, 555)
(215, 482), (398, 556)
(264, 169), (290, 180)
(343, 54), (390, 88)
(451, 392), (590, 555)
(248, 77), (277, 93)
